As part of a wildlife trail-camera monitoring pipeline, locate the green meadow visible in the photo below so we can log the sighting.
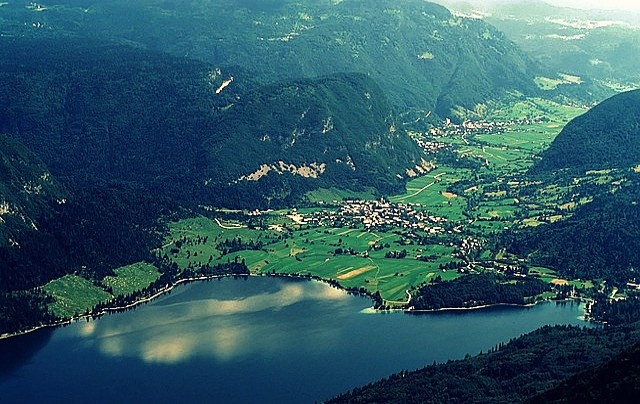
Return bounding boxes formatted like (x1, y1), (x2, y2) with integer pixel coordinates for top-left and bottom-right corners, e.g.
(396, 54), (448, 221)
(103, 262), (161, 297)
(162, 216), (459, 302)
(44, 275), (112, 318)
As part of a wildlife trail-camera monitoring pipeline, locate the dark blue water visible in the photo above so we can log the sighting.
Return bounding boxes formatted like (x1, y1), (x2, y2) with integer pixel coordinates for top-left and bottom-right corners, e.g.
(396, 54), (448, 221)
(0, 277), (591, 403)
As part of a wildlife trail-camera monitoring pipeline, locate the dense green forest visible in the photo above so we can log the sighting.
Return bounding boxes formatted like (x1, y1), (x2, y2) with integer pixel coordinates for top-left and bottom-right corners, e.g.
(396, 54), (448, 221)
(504, 177), (640, 285)
(0, 0), (544, 118)
(531, 342), (640, 403)
(0, 290), (57, 335)
(0, 38), (421, 209)
(0, 134), (65, 243)
(329, 323), (640, 403)
(410, 273), (549, 310)
(0, 183), (178, 292)
(532, 89), (640, 174)
(590, 295), (640, 326)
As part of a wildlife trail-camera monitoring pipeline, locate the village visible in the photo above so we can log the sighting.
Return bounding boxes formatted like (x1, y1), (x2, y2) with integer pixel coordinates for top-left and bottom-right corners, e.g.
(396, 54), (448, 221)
(429, 118), (542, 138)
(290, 199), (450, 234)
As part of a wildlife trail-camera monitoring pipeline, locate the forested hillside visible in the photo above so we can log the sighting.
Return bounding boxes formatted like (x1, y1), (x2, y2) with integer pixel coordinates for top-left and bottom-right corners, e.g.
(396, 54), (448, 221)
(502, 182), (640, 284)
(0, 0), (542, 118)
(532, 89), (640, 174)
(499, 90), (640, 285)
(411, 273), (549, 310)
(0, 134), (65, 244)
(202, 73), (423, 207)
(329, 323), (640, 403)
(531, 342), (640, 403)
(0, 133), (180, 332)
(0, 38), (421, 208)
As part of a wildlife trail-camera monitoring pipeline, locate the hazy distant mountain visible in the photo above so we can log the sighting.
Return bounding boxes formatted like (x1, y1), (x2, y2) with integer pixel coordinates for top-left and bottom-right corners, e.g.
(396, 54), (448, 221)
(0, 0), (542, 118)
(440, 0), (640, 92)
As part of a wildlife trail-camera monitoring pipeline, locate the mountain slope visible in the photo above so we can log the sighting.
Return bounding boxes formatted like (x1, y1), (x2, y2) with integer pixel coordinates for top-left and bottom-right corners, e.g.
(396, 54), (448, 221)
(202, 73), (423, 206)
(531, 342), (640, 403)
(0, 134), (65, 244)
(531, 89), (640, 175)
(1, 0), (542, 118)
(0, 38), (422, 208)
(500, 91), (640, 284)
(440, 0), (640, 100)
(503, 182), (640, 284)
(329, 324), (640, 403)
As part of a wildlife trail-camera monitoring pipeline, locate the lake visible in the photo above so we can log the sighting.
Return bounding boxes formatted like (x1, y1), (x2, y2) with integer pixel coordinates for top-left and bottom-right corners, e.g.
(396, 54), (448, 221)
(0, 276), (591, 403)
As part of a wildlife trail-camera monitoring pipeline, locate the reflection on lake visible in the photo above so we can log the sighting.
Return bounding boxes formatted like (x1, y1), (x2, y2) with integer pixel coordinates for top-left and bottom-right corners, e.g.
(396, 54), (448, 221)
(84, 280), (350, 364)
(0, 277), (592, 403)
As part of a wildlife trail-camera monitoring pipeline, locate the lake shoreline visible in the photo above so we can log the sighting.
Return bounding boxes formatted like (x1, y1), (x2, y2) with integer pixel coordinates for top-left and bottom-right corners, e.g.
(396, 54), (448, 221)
(0, 272), (374, 341)
(405, 298), (587, 314)
(0, 272), (591, 341)
(407, 301), (539, 313)
(0, 273), (249, 341)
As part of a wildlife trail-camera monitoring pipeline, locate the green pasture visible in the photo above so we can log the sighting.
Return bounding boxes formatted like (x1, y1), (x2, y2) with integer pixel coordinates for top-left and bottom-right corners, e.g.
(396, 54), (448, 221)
(44, 275), (112, 318)
(103, 262), (160, 297)
(163, 216), (460, 301)
(390, 167), (469, 221)
(485, 97), (585, 123)
(474, 123), (559, 154)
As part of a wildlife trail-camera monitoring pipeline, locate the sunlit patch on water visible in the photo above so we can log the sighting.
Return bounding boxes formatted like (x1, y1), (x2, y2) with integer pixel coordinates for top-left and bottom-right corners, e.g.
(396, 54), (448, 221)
(86, 280), (349, 364)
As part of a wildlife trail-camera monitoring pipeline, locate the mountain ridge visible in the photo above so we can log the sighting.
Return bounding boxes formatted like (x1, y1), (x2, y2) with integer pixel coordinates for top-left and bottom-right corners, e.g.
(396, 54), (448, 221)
(0, 37), (422, 208)
(0, 0), (543, 118)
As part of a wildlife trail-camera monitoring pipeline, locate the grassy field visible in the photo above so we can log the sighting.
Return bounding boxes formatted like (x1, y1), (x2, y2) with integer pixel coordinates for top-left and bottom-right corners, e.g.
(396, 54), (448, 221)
(103, 262), (160, 297)
(43, 275), (113, 318)
(529, 266), (594, 290)
(162, 216), (460, 302)
(43, 263), (161, 318)
(390, 167), (468, 221)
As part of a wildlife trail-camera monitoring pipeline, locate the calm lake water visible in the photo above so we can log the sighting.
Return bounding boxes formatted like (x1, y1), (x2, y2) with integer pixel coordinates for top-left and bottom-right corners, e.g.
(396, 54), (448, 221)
(0, 276), (591, 403)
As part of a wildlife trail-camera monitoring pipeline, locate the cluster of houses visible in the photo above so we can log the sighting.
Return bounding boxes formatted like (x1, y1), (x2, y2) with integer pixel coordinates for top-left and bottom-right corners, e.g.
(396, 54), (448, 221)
(455, 237), (484, 260)
(414, 138), (448, 154)
(428, 118), (540, 138)
(297, 199), (448, 233)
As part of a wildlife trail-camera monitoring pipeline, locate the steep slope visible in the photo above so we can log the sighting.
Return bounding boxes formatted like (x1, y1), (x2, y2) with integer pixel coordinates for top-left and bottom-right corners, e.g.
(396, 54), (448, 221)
(0, 132), (172, 293)
(329, 324), (640, 403)
(202, 73), (423, 207)
(0, 38), (421, 208)
(531, 89), (640, 175)
(440, 1), (639, 100)
(485, 1), (640, 89)
(0, 134), (65, 244)
(531, 342), (640, 403)
(1, 0), (541, 118)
